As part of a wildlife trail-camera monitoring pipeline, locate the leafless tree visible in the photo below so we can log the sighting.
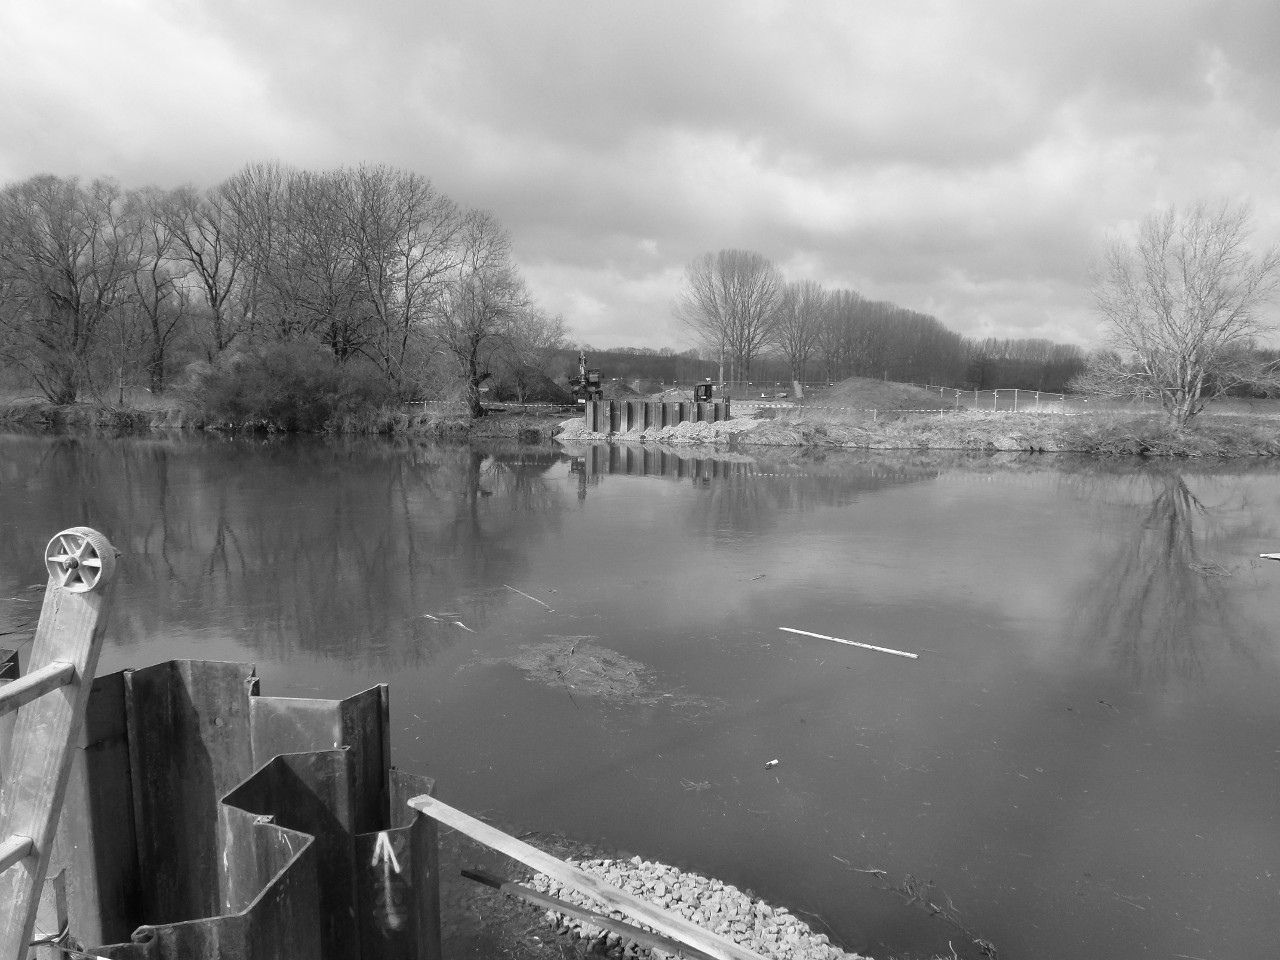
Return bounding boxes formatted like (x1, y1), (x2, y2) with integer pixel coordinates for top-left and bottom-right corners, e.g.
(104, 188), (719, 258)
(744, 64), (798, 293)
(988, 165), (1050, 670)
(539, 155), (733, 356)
(432, 210), (529, 417)
(339, 164), (464, 388)
(161, 183), (250, 360)
(675, 249), (783, 382)
(0, 175), (138, 403)
(1079, 201), (1280, 424)
(124, 187), (193, 393)
(217, 161), (289, 343)
(500, 307), (567, 402)
(773, 279), (825, 383)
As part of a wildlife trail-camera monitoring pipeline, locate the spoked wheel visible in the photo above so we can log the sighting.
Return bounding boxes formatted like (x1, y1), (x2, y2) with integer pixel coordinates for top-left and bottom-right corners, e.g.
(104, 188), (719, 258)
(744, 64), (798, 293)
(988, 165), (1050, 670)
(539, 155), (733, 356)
(45, 527), (117, 593)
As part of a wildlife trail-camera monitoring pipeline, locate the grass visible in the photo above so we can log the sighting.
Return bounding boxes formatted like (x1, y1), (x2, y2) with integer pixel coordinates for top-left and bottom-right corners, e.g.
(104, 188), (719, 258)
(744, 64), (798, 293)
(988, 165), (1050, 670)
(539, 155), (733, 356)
(4, 380), (1279, 456)
(739, 407), (1280, 457)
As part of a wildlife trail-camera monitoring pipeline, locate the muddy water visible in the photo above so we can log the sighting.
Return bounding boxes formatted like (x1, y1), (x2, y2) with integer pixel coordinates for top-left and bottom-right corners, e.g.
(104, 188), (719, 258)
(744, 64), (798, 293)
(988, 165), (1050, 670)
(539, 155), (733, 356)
(2, 432), (1279, 960)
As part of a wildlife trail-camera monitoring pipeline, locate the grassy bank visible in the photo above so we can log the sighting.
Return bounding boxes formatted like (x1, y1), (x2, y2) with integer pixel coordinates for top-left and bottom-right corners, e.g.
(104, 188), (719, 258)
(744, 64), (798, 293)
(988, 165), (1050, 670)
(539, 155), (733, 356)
(0, 394), (569, 442)
(739, 407), (1280, 457)
(5, 392), (1280, 457)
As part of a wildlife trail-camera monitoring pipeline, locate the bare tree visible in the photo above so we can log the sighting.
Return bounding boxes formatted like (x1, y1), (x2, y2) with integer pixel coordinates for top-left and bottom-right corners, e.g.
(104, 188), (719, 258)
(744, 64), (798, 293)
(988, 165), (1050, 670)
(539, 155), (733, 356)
(218, 161), (289, 344)
(1080, 201), (1280, 424)
(125, 187), (192, 393)
(675, 249), (783, 382)
(501, 307), (567, 402)
(0, 176), (138, 403)
(161, 183), (250, 360)
(340, 164), (463, 388)
(432, 210), (529, 417)
(773, 279), (825, 383)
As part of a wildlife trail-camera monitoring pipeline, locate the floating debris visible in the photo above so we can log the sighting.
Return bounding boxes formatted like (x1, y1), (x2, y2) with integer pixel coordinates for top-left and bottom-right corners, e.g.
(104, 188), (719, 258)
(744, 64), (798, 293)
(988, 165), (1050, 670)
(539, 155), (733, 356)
(504, 583), (555, 611)
(480, 637), (718, 712)
(779, 627), (918, 660)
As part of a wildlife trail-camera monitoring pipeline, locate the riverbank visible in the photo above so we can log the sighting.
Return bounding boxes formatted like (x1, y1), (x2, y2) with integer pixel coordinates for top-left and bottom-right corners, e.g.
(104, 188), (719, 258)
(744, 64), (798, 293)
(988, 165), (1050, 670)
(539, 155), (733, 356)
(556, 407), (1280, 457)
(439, 827), (884, 960)
(5, 394), (1280, 456)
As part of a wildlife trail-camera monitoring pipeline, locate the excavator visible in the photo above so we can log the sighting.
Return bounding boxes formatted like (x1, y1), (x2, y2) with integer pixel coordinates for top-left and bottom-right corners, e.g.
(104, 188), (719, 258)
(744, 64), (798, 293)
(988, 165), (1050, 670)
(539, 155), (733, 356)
(568, 350), (604, 405)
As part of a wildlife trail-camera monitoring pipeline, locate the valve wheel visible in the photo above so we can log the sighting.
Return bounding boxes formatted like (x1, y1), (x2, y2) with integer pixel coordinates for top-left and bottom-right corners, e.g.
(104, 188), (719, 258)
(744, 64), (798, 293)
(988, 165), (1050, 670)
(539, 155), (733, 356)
(45, 527), (117, 593)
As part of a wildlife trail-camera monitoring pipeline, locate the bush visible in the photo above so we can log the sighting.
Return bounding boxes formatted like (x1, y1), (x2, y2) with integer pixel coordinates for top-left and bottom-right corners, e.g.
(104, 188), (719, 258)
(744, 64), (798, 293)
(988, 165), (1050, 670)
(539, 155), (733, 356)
(185, 343), (397, 431)
(490, 372), (572, 404)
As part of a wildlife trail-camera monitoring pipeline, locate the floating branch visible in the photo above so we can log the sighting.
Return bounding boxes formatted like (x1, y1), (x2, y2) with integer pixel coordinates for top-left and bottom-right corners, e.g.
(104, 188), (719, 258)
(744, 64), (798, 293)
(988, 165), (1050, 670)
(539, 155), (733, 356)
(504, 584), (555, 612)
(779, 627), (918, 660)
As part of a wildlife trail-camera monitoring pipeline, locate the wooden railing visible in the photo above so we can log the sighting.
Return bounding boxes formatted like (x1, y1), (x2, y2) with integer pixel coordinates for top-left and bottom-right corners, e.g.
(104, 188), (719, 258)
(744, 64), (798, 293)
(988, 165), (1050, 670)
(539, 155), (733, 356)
(0, 528), (117, 960)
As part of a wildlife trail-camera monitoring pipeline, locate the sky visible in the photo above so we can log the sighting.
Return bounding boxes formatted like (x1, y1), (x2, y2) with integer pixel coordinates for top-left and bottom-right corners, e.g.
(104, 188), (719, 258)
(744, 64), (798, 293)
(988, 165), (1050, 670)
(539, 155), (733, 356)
(3, 0), (1280, 353)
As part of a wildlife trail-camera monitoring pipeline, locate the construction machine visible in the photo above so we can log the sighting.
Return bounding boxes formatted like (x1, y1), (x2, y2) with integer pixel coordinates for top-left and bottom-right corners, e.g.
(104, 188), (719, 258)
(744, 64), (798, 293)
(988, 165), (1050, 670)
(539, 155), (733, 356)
(569, 350), (604, 405)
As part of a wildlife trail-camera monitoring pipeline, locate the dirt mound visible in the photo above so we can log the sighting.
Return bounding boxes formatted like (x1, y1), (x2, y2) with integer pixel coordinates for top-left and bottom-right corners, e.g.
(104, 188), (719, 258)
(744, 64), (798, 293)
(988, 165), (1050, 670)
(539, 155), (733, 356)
(810, 377), (946, 410)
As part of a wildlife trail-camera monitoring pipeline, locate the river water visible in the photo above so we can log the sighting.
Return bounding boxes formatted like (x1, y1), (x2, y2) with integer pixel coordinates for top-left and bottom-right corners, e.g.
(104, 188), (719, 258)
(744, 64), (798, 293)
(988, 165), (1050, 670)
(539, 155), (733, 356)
(1, 432), (1278, 960)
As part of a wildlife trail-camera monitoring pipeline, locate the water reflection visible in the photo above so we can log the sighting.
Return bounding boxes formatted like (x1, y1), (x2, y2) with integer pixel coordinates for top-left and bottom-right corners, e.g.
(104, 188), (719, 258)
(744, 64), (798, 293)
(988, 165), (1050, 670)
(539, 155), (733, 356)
(560, 442), (947, 546)
(0, 435), (568, 670)
(5, 434), (1280, 960)
(1072, 468), (1266, 690)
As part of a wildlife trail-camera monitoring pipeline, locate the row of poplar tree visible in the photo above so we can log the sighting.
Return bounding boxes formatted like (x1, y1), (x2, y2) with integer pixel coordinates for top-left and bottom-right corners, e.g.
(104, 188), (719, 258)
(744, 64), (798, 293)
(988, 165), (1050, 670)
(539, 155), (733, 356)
(674, 249), (1087, 391)
(0, 163), (567, 416)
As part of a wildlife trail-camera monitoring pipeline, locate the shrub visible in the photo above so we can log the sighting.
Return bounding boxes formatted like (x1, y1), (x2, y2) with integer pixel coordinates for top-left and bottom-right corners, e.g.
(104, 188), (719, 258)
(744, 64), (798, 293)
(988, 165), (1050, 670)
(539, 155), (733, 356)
(184, 343), (397, 431)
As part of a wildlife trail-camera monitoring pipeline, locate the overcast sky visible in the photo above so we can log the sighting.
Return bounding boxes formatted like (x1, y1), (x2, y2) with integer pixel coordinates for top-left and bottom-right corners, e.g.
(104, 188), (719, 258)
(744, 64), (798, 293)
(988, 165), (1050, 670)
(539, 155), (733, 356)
(3, 0), (1279, 352)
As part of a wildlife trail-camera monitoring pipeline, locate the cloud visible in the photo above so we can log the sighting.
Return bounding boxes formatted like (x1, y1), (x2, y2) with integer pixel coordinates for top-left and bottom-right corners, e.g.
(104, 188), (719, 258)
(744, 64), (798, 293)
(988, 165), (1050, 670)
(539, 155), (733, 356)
(3, 0), (1279, 349)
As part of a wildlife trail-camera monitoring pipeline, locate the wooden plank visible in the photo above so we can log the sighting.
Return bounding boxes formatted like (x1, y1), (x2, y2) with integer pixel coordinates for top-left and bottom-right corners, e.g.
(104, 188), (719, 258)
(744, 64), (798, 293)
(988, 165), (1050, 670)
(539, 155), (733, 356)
(0, 648), (17, 784)
(0, 834), (33, 872)
(463, 868), (718, 960)
(779, 626), (918, 660)
(0, 570), (113, 960)
(0, 660), (75, 715)
(406, 794), (770, 960)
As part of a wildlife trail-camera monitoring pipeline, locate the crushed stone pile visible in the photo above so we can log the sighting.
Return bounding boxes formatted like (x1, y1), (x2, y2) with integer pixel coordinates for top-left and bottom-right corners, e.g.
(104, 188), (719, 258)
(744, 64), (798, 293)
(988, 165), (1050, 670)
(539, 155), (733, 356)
(529, 856), (868, 960)
(556, 417), (760, 444)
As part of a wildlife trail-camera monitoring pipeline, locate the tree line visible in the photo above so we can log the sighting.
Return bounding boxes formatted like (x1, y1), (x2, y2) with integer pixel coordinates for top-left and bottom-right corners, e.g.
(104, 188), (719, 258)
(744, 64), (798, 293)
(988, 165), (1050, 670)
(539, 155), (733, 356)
(674, 249), (1089, 393)
(0, 164), (567, 419)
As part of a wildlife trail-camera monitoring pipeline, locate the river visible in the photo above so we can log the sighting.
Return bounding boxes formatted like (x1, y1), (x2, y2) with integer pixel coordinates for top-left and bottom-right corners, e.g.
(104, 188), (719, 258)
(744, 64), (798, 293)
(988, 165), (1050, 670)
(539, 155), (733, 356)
(1, 431), (1278, 960)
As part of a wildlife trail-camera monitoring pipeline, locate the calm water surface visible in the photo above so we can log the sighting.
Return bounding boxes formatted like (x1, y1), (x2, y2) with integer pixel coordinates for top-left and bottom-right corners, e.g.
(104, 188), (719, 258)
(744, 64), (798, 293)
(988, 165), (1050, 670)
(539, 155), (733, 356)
(2, 432), (1279, 960)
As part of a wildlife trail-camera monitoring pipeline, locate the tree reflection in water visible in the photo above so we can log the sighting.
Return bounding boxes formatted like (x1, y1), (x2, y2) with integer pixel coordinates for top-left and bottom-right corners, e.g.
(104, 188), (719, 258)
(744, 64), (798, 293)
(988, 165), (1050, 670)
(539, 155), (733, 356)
(0, 435), (568, 673)
(1074, 469), (1263, 690)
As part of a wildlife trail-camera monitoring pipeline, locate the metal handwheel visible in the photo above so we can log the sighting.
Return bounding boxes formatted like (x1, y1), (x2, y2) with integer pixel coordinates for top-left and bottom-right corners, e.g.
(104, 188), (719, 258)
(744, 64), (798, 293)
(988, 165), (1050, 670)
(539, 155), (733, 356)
(44, 526), (117, 593)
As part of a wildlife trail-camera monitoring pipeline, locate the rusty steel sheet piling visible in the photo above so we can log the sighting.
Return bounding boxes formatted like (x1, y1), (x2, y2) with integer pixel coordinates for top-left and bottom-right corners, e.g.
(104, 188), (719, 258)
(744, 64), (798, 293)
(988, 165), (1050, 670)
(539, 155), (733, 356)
(583, 399), (731, 435)
(32, 659), (440, 960)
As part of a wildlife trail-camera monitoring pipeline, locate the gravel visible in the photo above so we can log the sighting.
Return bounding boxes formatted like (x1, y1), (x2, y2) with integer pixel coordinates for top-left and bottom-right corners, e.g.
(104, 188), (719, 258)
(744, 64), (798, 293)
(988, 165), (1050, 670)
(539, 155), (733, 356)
(556, 418), (760, 444)
(528, 856), (870, 960)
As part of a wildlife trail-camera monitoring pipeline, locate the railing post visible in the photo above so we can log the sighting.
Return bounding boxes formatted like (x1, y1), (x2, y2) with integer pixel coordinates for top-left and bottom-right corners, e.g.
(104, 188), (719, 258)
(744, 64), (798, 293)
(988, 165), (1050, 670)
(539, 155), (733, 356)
(0, 527), (117, 960)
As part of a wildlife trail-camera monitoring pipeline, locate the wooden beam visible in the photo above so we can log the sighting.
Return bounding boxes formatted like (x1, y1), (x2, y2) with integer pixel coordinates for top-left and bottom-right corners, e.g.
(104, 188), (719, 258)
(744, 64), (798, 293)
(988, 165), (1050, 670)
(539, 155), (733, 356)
(407, 794), (770, 960)
(0, 661), (75, 717)
(0, 835), (33, 873)
(462, 868), (718, 960)
(0, 528), (116, 960)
